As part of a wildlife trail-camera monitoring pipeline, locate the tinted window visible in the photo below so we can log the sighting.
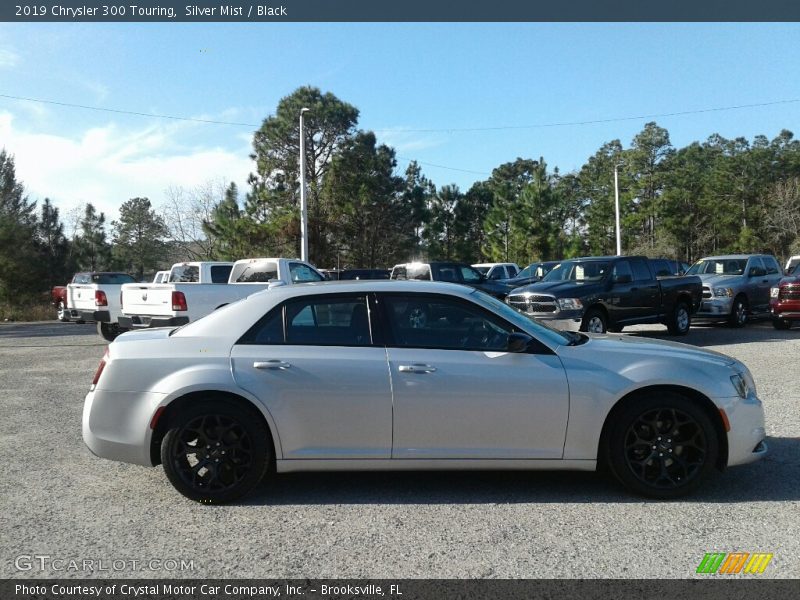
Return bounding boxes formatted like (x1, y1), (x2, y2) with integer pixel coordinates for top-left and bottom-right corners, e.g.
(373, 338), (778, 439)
(384, 295), (513, 351)
(507, 265), (519, 277)
(240, 307), (284, 345)
(487, 266), (506, 280)
(613, 260), (633, 281)
(170, 265), (200, 282)
(210, 265), (232, 283)
(93, 273), (136, 284)
(631, 259), (652, 282)
(459, 265), (483, 283)
(231, 260), (278, 283)
(650, 259), (672, 277)
(763, 257), (780, 275)
(289, 262), (324, 283)
(436, 265), (460, 282)
(285, 296), (371, 346)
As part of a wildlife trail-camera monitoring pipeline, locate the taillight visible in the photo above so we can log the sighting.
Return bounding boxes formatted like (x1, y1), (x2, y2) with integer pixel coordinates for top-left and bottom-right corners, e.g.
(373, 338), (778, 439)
(172, 291), (188, 311)
(95, 290), (108, 306)
(91, 349), (108, 389)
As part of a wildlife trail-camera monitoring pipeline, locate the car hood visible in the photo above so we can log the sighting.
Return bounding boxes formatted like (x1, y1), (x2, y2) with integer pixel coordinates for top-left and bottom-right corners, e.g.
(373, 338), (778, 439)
(569, 332), (736, 368)
(694, 273), (743, 287)
(511, 280), (604, 297)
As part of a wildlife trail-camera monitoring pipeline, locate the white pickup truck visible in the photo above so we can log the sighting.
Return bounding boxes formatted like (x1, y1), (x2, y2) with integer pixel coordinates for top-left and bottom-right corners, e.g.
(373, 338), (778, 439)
(66, 272), (138, 341)
(118, 258), (324, 331)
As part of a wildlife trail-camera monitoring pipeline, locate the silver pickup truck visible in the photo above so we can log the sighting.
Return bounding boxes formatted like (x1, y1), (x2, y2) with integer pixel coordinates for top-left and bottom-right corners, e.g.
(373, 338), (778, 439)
(687, 254), (784, 327)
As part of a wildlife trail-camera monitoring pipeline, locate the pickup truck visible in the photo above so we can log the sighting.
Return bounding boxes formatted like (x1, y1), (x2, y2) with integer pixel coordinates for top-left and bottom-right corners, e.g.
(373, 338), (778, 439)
(118, 258), (324, 330)
(65, 272), (138, 338)
(51, 282), (71, 322)
(505, 255), (702, 335)
(770, 269), (800, 329)
(686, 254), (784, 327)
(390, 261), (511, 299)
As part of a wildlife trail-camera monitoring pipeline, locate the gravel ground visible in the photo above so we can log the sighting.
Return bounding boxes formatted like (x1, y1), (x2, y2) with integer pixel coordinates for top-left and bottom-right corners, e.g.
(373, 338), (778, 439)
(0, 320), (798, 579)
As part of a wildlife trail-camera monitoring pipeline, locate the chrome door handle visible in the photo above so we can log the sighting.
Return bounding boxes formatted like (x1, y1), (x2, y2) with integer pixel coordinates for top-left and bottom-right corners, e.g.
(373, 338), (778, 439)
(253, 360), (291, 370)
(398, 363), (437, 374)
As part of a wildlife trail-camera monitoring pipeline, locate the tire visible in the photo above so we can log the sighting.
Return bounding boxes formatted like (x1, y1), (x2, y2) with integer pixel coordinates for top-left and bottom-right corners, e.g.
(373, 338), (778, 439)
(667, 301), (691, 336)
(580, 308), (608, 334)
(604, 392), (719, 499)
(161, 400), (271, 504)
(773, 318), (791, 330)
(56, 301), (69, 322)
(728, 296), (748, 328)
(97, 322), (123, 342)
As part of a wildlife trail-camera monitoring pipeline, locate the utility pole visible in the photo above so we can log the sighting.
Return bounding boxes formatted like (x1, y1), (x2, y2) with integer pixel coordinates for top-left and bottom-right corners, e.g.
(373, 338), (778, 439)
(614, 162), (623, 256)
(299, 107), (311, 262)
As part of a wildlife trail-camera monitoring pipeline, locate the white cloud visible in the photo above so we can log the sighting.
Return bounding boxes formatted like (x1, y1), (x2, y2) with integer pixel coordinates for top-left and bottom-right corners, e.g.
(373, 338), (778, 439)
(375, 127), (445, 153)
(0, 47), (19, 69)
(0, 112), (254, 222)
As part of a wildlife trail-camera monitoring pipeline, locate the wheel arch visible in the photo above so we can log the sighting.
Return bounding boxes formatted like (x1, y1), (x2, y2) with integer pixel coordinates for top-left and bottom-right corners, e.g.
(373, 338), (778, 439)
(149, 389), (281, 467)
(596, 384), (728, 472)
(582, 303), (610, 328)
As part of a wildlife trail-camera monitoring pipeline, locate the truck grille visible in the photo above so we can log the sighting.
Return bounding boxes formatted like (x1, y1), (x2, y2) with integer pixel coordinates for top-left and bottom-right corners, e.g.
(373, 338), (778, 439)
(779, 285), (800, 301)
(506, 294), (557, 314)
(702, 286), (712, 299)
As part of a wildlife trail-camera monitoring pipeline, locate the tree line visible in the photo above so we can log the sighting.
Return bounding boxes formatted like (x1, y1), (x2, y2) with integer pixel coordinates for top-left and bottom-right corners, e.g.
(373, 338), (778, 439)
(2, 85), (800, 304)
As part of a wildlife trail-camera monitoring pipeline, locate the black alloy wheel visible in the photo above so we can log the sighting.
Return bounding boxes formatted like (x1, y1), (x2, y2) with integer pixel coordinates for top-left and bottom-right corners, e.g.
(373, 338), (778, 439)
(161, 401), (270, 503)
(729, 296), (748, 328)
(606, 393), (718, 498)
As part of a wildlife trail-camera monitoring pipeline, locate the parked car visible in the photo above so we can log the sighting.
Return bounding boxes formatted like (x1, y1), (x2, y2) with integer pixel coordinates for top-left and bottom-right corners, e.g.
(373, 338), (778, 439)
(472, 262), (520, 281)
(51, 281), (71, 322)
(390, 261), (510, 298)
(119, 258), (324, 331)
(499, 261), (560, 288)
(686, 254), (784, 327)
(83, 280), (766, 503)
(66, 272), (137, 339)
(506, 255), (702, 335)
(770, 269), (800, 329)
(785, 255), (800, 274)
(338, 268), (391, 280)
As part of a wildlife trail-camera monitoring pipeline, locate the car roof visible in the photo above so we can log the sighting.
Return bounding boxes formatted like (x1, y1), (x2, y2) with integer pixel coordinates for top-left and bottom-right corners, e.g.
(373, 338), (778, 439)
(696, 254), (769, 260)
(261, 280), (477, 300)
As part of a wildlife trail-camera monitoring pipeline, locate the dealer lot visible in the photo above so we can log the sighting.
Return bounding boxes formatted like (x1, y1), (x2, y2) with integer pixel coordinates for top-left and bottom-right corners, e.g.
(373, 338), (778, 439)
(1, 321), (798, 578)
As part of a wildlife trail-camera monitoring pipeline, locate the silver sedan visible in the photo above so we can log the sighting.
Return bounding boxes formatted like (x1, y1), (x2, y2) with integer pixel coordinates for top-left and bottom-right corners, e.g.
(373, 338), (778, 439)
(83, 281), (767, 503)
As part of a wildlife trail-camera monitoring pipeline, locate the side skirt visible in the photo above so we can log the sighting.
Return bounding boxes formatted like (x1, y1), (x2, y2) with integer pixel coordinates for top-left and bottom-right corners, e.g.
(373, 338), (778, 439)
(276, 458), (597, 473)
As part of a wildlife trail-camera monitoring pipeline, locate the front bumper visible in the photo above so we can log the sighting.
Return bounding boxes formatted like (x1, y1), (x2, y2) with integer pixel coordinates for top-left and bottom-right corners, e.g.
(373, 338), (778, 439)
(718, 393), (768, 467)
(118, 315), (189, 329)
(83, 388), (167, 466)
(694, 297), (733, 320)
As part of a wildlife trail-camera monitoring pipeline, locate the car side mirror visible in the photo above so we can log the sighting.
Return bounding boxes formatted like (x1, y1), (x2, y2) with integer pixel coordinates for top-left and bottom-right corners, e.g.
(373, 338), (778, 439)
(613, 274), (632, 284)
(507, 332), (533, 353)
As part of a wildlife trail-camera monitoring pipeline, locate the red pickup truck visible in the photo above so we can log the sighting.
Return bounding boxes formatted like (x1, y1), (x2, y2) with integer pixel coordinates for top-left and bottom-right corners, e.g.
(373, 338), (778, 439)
(51, 282), (72, 322)
(771, 270), (800, 329)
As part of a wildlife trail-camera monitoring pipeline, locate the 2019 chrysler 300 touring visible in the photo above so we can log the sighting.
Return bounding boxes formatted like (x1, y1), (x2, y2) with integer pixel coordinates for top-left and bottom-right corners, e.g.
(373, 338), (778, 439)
(83, 281), (767, 503)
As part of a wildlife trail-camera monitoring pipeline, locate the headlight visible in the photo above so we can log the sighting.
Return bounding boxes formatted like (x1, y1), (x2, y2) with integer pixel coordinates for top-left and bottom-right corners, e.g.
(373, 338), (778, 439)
(714, 287), (733, 297)
(770, 287), (779, 298)
(730, 373), (750, 399)
(557, 298), (583, 310)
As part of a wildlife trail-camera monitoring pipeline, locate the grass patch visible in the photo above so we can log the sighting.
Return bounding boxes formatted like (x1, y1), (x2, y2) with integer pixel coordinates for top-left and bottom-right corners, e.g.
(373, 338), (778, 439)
(0, 302), (56, 322)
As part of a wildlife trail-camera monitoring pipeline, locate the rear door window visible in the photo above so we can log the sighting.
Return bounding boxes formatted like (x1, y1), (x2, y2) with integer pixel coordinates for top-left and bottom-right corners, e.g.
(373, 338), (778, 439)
(285, 295), (372, 346)
(210, 265), (232, 283)
(631, 259), (653, 282)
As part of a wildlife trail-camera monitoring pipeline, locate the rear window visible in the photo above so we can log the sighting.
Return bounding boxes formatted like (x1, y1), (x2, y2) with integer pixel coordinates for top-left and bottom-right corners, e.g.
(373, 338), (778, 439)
(392, 264), (432, 281)
(92, 273), (136, 284)
(170, 265), (200, 282)
(230, 260), (279, 283)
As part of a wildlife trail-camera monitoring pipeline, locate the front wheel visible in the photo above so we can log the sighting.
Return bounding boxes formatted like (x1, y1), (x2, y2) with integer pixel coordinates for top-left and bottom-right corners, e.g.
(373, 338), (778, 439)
(667, 302), (691, 336)
(161, 401), (271, 504)
(580, 308), (608, 334)
(604, 393), (719, 498)
(728, 296), (748, 328)
(56, 301), (69, 322)
(773, 318), (791, 330)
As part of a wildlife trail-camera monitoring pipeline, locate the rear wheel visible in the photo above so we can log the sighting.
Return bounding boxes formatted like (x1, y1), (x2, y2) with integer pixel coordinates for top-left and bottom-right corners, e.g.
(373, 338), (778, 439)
(56, 301), (69, 322)
(667, 301), (691, 336)
(604, 393), (718, 498)
(728, 296), (748, 328)
(580, 308), (608, 334)
(773, 318), (791, 330)
(161, 400), (271, 504)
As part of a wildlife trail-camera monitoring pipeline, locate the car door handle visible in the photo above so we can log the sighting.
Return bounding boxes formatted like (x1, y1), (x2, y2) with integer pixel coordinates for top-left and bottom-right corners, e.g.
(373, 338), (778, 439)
(253, 360), (291, 370)
(398, 363), (437, 374)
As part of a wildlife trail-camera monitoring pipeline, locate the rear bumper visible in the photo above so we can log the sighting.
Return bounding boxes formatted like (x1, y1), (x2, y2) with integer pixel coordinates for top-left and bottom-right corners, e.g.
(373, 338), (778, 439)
(118, 315), (189, 329)
(72, 309), (110, 322)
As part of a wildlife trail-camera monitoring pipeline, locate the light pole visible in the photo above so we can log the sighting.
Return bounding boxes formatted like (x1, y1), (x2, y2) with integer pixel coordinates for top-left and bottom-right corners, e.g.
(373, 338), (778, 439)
(299, 107), (311, 262)
(613, 162), (623, 256)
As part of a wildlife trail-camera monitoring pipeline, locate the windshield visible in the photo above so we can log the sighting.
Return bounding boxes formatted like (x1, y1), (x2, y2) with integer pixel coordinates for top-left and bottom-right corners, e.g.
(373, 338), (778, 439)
(469, 290), (572, 347)
(687, 259), (747, 276)
(542, 260), (609, 283)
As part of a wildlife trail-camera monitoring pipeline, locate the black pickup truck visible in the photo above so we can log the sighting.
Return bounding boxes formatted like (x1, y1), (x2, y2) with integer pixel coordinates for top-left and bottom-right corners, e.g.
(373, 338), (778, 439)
(505, 255), (703, 335)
